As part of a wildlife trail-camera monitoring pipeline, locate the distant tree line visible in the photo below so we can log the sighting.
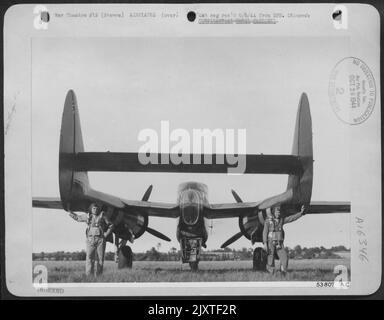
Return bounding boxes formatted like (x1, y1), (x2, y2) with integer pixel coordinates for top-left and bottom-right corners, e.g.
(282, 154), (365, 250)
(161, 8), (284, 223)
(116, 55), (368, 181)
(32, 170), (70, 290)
(286, 245), (349, 260)
(33, 245), (349, 261)
(33, 251), (87, 261)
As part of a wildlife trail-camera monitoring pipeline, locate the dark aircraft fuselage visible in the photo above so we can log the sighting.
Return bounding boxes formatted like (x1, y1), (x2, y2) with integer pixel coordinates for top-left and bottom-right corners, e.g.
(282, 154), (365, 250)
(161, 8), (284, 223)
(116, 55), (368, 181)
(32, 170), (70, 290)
(176, 182), (209, 246)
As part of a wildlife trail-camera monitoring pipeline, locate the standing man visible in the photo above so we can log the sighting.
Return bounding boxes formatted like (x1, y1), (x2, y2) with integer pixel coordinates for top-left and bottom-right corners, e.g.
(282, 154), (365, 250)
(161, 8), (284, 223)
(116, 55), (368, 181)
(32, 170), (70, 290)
(69, 203), (114, 277)
(263, 204), (305, 275)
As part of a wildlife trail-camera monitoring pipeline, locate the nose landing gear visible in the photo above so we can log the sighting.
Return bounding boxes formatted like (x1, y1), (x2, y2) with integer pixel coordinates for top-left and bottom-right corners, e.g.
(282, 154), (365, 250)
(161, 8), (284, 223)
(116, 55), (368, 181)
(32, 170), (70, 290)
(181, 238), (202, 271)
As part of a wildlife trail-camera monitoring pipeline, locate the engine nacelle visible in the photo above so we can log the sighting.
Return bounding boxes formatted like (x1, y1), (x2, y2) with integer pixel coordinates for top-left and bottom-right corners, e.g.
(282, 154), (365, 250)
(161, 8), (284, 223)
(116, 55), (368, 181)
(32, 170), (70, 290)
(238, 210), (265, 241)
(112, 210), (148, 241)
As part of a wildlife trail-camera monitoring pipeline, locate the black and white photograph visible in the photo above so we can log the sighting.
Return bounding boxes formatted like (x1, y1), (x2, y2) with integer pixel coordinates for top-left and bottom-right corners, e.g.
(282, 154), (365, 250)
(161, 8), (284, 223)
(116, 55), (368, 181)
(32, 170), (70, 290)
(3, 3), (381, 297)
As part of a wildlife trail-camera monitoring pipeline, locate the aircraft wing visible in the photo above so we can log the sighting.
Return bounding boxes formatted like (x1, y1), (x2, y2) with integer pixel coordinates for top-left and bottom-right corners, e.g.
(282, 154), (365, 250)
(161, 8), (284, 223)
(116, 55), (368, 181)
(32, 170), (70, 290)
(205, 202), (259, 219)
(88, 189), (179, 218)
(32, 192), (177, 242)
(32, 191), (179, 218)
(205, 189), (294, 219)
(32, 197), (63, 209)
(205, 198), (350, 219)
(120, 199), (179, 218)
(306, 201), (351, 214)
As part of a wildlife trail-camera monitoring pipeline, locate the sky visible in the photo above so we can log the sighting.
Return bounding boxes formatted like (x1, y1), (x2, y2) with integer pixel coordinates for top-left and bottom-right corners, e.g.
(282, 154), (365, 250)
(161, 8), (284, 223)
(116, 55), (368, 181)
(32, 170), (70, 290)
(32, 36), (351, 253)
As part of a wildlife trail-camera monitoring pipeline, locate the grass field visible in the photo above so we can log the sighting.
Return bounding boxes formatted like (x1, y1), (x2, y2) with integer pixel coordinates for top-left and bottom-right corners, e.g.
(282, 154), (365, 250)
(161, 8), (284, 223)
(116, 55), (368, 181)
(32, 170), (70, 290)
(33, 257), (350, 283)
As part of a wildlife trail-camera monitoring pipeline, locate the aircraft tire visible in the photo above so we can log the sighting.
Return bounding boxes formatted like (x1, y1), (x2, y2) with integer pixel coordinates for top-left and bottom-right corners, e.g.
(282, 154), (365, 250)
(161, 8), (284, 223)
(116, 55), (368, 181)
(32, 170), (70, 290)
(118, 246), (133, 269)
(189, 261), (199, 272)
(253, 247), (267, 271)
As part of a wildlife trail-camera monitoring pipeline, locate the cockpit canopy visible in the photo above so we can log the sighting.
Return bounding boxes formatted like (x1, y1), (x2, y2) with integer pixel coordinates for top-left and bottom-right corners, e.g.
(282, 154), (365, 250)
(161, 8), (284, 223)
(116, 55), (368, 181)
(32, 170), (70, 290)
(180, 189), (202, 225)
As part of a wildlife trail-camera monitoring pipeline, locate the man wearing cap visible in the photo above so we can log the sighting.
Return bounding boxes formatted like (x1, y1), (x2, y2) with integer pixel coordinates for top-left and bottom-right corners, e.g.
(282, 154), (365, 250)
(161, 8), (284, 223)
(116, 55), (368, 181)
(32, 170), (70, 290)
(263, 204), (305, 275)
(69, 203), (114, 277)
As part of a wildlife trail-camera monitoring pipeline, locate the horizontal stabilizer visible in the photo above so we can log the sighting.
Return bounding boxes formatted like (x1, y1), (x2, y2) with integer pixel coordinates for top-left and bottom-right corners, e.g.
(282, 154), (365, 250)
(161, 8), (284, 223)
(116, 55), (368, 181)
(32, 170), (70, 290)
(32, 197), (63, 209)
(307, 201), (351, 214)
(71, 152), (303, 175)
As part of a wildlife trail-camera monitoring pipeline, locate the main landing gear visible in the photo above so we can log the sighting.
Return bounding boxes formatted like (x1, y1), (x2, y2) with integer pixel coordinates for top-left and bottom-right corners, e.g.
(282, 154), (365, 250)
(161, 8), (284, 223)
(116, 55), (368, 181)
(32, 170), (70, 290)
(118, 245), (133, 269)
(253, 247), (267, 271)
(115, 237), (133, 269)
(189, 261), (199, 272)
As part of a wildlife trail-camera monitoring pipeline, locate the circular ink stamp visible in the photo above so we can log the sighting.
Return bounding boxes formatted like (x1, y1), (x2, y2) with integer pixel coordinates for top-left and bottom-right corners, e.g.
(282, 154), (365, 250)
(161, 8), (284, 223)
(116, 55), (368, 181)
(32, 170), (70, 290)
(329, 57), (376, 125)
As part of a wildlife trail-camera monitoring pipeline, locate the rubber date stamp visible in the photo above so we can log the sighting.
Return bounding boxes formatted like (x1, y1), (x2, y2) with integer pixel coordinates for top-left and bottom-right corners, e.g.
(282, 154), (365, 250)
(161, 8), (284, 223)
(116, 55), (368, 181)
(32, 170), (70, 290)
(329, 57), (376, 125)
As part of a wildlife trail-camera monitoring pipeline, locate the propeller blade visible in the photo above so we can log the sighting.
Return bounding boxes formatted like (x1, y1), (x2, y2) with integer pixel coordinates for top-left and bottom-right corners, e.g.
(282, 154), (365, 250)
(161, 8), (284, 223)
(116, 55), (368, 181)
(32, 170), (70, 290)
(231, 189), (243, 203)
(221, 232), (243, 248)
(141, 185), (153, 201)
(146, 227), (171, 242)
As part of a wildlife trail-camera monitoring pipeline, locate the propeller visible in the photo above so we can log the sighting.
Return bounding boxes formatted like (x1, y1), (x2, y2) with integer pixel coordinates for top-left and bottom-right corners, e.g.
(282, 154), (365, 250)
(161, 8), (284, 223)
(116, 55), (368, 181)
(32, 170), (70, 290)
(221, 231), (243, 248)
(140, 185), (171, 242)
(220, 189), (244, 248)
(146, 227), (171, 242)
(221, 189), (294, 248)
(231, 189), (243, 203)
(141, 185), (153, 201)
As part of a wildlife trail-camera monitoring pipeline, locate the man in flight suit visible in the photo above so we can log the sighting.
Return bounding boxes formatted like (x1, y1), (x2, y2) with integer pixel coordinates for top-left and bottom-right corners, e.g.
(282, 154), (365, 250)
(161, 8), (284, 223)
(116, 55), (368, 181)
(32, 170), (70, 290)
(263, 204), (305, 275)
(69, 203), (114, 277)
